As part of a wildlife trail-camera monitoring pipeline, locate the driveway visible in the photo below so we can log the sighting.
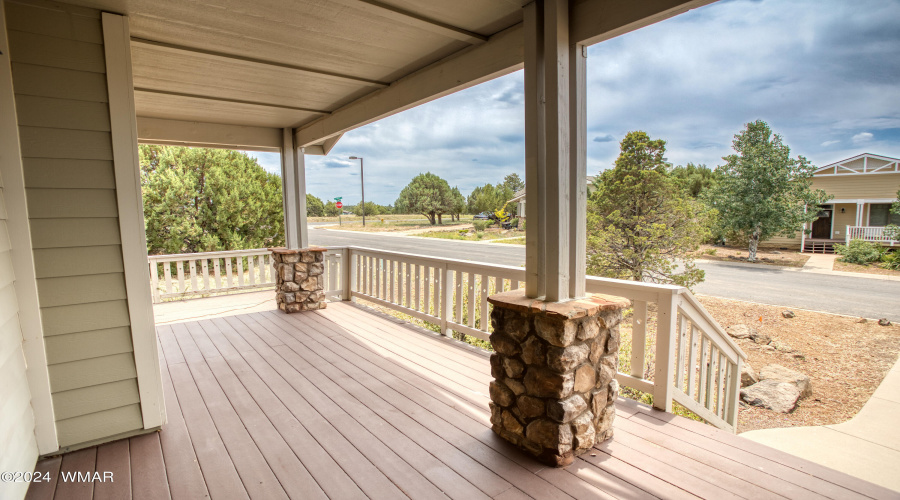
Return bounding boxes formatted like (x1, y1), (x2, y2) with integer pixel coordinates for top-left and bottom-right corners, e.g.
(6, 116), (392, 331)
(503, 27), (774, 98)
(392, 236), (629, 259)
(308, 227), (900, 321)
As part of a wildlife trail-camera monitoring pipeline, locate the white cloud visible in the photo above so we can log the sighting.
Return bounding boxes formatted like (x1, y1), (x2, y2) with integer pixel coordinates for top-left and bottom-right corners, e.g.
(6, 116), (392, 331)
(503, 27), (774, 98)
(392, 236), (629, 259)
(852, 132), (874, 143)
(820, 140), (839, 147)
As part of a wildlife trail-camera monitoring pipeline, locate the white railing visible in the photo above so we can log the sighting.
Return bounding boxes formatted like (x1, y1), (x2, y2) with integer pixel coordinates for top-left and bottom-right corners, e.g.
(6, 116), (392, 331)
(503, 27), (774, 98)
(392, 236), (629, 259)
(148, 249), (276, 303)
(846, 225), (897, 245)
(337, 246), (746, 432)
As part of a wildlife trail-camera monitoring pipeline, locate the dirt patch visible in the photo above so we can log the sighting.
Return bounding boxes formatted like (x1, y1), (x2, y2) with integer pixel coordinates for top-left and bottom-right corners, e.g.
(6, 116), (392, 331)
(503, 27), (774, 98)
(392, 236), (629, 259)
(834, 260), (900, 277)
(696, 296), (900, 432)
(691, 245), (809, 267)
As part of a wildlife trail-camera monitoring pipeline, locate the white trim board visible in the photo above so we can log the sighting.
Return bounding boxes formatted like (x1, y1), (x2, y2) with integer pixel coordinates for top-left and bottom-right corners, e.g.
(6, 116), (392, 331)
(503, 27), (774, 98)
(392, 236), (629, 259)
(102, 12), (166, 429)
(0, 0), (59, 455)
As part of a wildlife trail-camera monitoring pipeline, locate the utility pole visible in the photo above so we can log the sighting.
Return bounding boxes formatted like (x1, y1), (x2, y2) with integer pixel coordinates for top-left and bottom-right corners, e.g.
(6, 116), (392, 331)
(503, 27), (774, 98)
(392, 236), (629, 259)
(350, 156), (365, 226)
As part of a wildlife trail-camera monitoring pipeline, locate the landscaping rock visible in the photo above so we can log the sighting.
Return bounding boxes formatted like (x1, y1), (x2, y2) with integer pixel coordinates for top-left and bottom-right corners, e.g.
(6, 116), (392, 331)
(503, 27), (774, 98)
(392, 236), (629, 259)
(782, 310), (795, 319)
(752, 333), (772, 345)
(741, 380), (801, 413)
(759, 364), (812, 398)
(879, 318), (892, 327)
(726, 324), (755, 339)
(857, 318), (868, 324)
(740, 362), (759, 387)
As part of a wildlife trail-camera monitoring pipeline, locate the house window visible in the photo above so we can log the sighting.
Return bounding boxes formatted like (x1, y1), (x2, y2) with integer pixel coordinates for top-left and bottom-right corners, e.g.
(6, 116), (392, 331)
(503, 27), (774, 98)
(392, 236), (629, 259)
(869, 204), (900, 226)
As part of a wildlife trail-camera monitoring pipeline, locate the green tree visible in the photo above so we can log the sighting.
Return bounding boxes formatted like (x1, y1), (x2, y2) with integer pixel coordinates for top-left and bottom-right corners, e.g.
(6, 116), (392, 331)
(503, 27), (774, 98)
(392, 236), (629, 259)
(449, 186), (466, 221)
(587, 131), (708, 288)
(704, 120), (829, 261)
(395, 172), (453, 224)
(501, 173), (525, 193)
(140, 145), (284, 254)
(467, 181), (516, 216)
(306, 194), (325, 217)
(352, 201), (384, 216)
(885, 189), (900, 240)
(324, 200), (342, 217)
(669, 163), (719, 198)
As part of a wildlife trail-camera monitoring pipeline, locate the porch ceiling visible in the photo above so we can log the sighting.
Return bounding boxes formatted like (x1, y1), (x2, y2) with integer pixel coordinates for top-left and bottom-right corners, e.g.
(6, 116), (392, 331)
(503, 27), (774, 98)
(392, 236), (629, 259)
(57, 0), (714, 151)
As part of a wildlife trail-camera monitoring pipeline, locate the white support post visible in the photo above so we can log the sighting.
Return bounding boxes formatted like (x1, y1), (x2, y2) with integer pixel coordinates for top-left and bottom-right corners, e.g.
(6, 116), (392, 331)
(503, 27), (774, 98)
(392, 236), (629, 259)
(281, 128), (308, 249)
(0, 0), (59, 453)
(654, 291), (678, 413)
(102, 12), (166, 429)
(569, 42), (587, 299)
(524, 0), (584, 302)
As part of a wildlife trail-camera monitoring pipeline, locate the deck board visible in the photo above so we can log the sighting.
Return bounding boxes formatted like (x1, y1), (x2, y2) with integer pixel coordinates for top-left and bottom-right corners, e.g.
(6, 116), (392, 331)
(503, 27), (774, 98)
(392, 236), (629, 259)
(28, 301), (897, 500)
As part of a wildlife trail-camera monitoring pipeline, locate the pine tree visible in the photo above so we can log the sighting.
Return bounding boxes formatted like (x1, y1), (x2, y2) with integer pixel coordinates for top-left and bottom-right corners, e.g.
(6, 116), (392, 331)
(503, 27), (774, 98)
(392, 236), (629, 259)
(587, 131), (708, 288)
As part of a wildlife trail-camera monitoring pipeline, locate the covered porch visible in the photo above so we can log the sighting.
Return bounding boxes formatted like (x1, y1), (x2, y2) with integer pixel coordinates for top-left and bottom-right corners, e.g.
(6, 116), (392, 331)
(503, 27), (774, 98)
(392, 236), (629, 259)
(26, 299), (893, 500)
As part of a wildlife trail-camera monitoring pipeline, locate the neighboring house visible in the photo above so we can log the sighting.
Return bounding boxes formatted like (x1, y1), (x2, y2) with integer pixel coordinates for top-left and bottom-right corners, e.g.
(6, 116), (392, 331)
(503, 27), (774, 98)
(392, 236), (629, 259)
(511, 176), (596, 219)
(764, 153), (900, 252)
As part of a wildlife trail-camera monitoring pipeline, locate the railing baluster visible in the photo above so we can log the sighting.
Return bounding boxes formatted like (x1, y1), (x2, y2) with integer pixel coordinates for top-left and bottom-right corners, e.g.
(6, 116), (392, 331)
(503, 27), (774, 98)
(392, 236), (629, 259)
(201, 259), (210, 292)
(439, 266), (450, 336)
(479, 274), (489, 332)
(248, 255), (256, 285)
(225, 257), (233, 288)
(467, 272), (475, 328)
(698, 335), (709, 405)
(676, 313), (687, 391)
(376, 257), (382, 299)
(717, 352), (727, 417)
(424, 266), (431, 314)
(405, 262), (412, 308)
(686, 324), (699, 398)
(213, 259), (222, 289)
(454, 269), (463, 327)
(706, 346), (718, 410)
(631, 301), (648, 379)
(189, 260), (198, 292)
(149, 262), (160, 303)
(176, 261), (185, 293)
(237, 257), (245, 287)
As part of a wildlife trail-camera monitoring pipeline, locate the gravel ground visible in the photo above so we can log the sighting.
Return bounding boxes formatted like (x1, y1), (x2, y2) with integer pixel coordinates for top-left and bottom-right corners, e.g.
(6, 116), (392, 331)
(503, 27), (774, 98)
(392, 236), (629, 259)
(697, 296), (900, 432)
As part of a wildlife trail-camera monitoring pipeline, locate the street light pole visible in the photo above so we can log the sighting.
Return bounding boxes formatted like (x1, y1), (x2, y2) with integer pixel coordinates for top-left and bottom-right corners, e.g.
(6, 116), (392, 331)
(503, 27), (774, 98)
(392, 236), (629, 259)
(349, 156), (365, 226)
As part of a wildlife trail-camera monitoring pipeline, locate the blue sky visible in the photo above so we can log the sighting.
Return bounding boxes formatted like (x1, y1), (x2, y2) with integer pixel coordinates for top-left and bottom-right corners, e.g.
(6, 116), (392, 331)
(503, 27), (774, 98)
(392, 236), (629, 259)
(249, 0), (900, 205)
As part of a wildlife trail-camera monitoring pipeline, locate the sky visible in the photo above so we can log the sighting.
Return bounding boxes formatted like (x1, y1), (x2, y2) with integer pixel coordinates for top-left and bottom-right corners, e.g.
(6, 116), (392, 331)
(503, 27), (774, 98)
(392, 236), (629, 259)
(248, 0), (900, 206)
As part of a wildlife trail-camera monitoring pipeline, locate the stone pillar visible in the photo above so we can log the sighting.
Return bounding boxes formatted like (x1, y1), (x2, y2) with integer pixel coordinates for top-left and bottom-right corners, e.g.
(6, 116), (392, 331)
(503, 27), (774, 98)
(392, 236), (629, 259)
(487, 290), (628, 467)
(270, 247), (327, 312)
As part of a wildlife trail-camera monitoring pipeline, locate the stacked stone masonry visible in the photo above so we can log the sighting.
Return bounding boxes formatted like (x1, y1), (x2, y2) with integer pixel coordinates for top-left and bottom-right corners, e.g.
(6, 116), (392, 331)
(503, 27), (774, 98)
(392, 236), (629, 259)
(270, 247), (327, 313)
(487, 290), (627, 467)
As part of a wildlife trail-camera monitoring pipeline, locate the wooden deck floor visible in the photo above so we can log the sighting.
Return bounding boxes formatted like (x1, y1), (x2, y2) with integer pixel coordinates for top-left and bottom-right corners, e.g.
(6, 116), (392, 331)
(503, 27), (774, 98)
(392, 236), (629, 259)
(27, 302), (897, 500)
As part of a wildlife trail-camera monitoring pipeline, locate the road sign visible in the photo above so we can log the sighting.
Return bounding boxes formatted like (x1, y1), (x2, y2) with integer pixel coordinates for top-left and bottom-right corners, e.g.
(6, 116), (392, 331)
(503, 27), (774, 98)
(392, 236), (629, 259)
(335, 201), (343, 209)
(334, 197), (342, 201)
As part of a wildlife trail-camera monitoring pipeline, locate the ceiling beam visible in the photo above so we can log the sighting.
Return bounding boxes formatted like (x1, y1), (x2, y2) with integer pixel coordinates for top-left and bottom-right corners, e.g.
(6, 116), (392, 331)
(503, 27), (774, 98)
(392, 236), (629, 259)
(134, 87), (331, 115)
(294, 0), (712, 149)
(136, 117), (283, 151)
(130, 37), (390, 88)
(349, 0), (488, 45)
(570, 0), (717, 46)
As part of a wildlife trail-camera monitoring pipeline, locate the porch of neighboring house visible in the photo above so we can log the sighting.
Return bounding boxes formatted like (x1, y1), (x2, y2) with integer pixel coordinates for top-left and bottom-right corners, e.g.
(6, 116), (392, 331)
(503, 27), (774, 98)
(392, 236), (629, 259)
(26, 298), (895, 500)
(802, 201), (899, 253)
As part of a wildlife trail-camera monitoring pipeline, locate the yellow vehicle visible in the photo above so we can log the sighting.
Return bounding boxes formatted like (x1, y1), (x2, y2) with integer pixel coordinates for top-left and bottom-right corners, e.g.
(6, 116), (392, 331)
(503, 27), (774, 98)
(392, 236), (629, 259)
(489, 201), (514, 226)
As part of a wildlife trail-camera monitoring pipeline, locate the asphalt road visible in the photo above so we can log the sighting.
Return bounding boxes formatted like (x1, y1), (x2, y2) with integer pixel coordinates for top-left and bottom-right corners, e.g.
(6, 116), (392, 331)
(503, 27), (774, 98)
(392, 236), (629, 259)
(308, 226), (900, 321)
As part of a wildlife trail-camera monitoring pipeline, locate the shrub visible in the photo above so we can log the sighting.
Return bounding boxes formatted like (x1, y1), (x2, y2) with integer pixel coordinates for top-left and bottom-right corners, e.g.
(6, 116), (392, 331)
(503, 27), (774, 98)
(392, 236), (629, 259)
(834, 239), (885, 265)
(473, 220), (489, 232)
(882, 251), (900, 271)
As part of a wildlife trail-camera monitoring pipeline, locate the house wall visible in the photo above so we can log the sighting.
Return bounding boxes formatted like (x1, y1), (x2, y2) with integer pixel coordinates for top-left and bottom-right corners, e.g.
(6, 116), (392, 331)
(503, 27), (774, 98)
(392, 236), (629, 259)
(832, 204), (857, 240)
(0, 154), (39, 500)
(811, 172), (900, 200)
(5, 0), (143, 449)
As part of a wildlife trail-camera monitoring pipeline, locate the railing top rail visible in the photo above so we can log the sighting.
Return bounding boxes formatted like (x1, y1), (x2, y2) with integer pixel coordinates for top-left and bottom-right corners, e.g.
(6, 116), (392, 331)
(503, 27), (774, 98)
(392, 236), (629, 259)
(148, 248), (272, 261)
(331, 245), (529, 274)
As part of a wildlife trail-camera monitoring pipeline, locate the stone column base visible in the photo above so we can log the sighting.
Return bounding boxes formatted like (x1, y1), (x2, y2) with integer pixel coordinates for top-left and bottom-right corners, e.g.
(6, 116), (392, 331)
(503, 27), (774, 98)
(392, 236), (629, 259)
(270, 247), (327, 312)
(487, 290), (628, 467)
